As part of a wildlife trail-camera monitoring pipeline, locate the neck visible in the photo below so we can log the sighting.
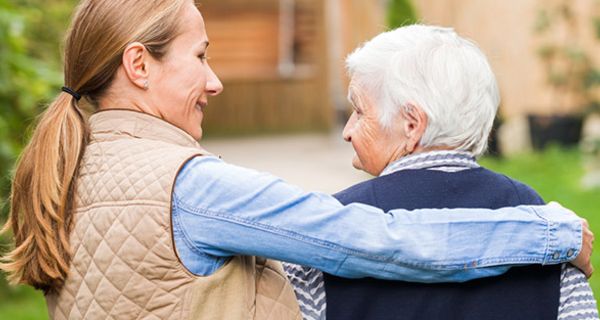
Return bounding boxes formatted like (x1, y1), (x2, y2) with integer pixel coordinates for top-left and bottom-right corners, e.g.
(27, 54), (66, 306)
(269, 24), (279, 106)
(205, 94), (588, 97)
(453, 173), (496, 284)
(390, 145), (455, 164)
(97, 77), (157, 116)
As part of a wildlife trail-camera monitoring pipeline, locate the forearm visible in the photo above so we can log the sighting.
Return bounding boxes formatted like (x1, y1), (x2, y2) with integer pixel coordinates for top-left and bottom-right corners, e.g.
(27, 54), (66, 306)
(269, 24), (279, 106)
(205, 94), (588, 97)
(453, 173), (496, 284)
(174, 156), (582, 282)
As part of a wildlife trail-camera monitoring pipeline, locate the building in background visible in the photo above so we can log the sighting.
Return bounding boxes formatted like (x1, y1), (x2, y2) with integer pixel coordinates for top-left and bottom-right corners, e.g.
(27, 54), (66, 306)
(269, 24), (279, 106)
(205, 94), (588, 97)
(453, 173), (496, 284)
(413, 0), (600, 118)
(200, 0), (328, 135)
(411, 0), (600, 153)
(198, 0), (386, 135)
(199, 0), (600, 154)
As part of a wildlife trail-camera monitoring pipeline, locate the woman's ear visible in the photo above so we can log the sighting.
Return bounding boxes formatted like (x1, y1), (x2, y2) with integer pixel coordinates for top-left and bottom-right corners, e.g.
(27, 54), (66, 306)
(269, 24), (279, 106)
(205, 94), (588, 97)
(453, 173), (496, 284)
(121, 42), (150, 90)
(401, 103), (428, 153)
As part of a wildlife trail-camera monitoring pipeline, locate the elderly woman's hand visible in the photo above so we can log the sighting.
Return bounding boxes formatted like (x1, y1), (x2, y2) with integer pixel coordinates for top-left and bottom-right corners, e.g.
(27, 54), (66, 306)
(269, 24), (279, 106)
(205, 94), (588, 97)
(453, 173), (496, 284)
(573, 218), (595, 278)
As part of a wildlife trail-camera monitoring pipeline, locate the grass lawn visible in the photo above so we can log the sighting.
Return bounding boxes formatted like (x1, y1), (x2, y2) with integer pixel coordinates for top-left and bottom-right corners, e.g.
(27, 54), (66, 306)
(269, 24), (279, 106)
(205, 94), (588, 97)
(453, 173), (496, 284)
(480, 147), (600, 299)
(0, 282), (47, 319)
(0, 147), (599, 318)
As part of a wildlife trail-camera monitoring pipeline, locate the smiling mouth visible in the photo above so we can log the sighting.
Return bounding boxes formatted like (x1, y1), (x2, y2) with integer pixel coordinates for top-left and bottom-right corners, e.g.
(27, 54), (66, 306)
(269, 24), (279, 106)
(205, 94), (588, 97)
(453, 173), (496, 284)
(195, 101), (207, 112)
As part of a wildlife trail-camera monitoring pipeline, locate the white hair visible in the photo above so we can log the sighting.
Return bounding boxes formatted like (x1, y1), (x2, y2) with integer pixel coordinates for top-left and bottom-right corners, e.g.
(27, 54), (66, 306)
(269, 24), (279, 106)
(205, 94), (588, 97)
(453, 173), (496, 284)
(345, 24), (500, 156)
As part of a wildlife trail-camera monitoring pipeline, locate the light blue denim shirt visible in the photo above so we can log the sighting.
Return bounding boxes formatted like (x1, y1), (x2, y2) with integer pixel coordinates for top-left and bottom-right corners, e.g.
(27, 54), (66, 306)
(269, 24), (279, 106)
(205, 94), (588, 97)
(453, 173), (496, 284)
(172, 155), (582, 282)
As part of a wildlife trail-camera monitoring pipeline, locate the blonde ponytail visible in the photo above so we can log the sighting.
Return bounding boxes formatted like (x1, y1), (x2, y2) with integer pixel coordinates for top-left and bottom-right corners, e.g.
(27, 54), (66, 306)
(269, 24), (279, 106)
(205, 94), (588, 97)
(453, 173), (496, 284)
(1, 93), (87, 292)
(1, 0), (192, 292)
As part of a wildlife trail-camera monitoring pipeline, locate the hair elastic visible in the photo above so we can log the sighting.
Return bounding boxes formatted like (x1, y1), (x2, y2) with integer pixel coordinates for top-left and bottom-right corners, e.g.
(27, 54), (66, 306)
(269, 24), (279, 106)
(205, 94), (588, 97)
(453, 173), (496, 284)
(61, 86), (82, 101)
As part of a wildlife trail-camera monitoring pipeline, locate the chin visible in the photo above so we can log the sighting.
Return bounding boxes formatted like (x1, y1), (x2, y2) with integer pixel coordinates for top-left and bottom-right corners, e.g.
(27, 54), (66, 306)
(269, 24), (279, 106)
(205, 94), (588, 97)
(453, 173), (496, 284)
(191, 128), (203, 141)
(355, 161), (379, 176)
(181, 123), (202, 140)
(185, 117), (203, 140)
(351, 158), (364, 172)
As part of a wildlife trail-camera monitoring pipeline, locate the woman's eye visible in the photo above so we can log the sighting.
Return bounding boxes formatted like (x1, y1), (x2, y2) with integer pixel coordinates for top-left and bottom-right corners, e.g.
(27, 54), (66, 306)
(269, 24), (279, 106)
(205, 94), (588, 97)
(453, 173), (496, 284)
(198, 54), (208, 62)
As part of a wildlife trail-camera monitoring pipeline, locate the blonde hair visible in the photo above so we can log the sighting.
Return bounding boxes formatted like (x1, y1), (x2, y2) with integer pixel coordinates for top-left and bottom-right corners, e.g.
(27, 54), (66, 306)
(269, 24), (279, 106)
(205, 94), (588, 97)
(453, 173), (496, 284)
(1, 0), (193, 292)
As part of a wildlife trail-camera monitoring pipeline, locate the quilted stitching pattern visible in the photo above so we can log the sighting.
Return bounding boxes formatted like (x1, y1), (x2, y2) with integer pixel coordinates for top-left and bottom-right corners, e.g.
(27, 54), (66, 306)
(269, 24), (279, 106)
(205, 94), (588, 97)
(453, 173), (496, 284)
(46, 111), (301, 320)
(48, 133), (200, 319)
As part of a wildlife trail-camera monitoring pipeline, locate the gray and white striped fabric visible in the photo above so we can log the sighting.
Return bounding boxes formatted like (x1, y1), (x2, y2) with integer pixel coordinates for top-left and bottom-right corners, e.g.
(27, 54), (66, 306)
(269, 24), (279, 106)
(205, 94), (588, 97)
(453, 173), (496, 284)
(380, 150), (479, 176)
(284, 151), (599, 320)
(283, 263), (326, 320)
(559, 264), (599, 320)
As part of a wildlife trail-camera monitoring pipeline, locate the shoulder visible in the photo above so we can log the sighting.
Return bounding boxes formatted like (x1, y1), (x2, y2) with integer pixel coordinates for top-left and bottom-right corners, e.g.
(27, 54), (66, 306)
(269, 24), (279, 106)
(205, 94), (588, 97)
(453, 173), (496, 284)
(332, 171), (412, 205)
(176, 155), (275, 186)
(333, 178), (377, 205)
(478, 167), (545, 205)
(85, 136), (204, 176)
(174, 155), (306, 210)
(175, 155), (258, 195)
(178, 155), (227, 175)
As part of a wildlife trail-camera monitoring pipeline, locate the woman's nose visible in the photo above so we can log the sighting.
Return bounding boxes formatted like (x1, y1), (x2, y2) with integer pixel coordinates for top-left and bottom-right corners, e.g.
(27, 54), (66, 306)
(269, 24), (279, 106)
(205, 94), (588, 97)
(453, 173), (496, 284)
(206, 66), (223, 96)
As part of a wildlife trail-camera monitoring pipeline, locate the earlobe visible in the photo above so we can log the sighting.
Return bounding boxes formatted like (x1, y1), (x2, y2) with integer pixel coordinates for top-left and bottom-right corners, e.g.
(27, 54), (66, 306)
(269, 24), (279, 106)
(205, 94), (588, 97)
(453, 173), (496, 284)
(122, 42), (150, 90)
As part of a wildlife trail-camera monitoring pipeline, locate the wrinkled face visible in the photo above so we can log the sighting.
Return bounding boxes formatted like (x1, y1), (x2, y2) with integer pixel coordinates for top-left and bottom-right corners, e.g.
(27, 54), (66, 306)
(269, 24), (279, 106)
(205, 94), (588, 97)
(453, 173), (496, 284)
(342, 79), (406, 176)
(149, 2), (223, 140)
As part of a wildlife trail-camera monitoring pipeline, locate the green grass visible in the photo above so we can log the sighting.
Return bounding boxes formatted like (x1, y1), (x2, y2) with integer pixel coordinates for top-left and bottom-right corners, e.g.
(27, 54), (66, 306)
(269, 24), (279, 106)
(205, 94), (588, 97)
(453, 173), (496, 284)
(481, 147), (600, 298)
(0, 280), (47, 320)
(0, 147), (599, 318)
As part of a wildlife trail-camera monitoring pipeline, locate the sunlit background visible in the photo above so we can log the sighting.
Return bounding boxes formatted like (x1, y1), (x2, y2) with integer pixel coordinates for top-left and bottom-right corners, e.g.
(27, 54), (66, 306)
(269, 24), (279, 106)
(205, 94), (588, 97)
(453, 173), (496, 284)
(1, 0), (600, 318)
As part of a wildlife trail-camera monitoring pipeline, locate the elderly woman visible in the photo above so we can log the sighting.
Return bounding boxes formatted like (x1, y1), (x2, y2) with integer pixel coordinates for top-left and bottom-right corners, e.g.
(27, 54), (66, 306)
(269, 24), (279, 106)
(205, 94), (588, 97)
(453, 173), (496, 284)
(285, 25), (598, 320)
(0, 2), (593, 319)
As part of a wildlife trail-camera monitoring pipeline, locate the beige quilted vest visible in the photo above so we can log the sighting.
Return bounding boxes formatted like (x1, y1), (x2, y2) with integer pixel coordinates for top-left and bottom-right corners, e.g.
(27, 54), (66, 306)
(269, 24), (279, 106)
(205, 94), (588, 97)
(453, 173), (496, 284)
(45, 110), (301, 320)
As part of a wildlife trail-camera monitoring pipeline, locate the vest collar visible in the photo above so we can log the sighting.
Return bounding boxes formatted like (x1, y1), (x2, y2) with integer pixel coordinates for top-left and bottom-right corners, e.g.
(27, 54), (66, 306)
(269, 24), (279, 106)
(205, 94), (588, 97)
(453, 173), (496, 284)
(89, 109), (206, 150)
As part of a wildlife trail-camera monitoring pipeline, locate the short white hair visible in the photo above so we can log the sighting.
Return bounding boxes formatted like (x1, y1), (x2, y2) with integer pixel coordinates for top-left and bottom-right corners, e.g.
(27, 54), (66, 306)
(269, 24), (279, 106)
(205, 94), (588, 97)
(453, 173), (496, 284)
(346, 24), (500, 156)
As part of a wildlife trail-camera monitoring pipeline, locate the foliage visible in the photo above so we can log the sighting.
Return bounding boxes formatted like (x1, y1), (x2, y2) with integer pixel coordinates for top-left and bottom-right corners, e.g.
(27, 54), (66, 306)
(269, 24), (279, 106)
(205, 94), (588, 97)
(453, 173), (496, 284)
(533, 0), (600, 114)
(0, 0), (73, 221)
(0, 0), (74, 299)
(387, 0), (418, 29)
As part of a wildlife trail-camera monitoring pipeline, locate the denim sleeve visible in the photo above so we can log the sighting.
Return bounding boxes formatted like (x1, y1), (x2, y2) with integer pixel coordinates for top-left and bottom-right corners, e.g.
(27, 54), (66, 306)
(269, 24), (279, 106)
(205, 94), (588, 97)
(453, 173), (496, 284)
(172, 156), (582, 282)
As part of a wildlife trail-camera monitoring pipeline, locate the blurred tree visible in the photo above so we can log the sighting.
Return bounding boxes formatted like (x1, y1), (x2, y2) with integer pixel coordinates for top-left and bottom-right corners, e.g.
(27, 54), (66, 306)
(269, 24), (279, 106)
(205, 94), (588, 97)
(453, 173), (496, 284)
(534, 0), (600, 114)
(0, 0), (74, 298)
(0, 0), (73, 223)
(387, 0), (418, 29)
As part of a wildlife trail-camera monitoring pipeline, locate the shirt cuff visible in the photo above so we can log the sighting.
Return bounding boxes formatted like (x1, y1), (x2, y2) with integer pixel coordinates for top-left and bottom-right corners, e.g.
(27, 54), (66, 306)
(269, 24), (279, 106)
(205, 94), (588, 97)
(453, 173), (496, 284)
(533, 205), (583, 264)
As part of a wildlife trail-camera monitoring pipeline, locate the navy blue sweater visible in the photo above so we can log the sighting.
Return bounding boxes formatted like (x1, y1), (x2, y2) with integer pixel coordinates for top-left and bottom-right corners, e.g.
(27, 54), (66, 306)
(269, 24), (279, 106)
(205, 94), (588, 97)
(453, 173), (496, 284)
(325, 167), (561, 320)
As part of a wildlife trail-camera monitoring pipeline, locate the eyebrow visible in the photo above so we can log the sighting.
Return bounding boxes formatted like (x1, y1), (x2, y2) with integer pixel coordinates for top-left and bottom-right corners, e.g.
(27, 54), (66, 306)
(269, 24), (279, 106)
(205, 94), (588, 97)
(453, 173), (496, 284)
(197, 41), (209, 51)
(347, 92), (359, 109)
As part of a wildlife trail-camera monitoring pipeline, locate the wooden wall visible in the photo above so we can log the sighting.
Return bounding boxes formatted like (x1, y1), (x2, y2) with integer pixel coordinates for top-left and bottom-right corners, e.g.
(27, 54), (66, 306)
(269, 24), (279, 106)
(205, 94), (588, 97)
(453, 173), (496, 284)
(413, 0), (600, 117)
(324, 0), (387, 120)
(203, 9), (280, 80)
(198, 0), (332, 135)
(202, 79), (331, 134)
